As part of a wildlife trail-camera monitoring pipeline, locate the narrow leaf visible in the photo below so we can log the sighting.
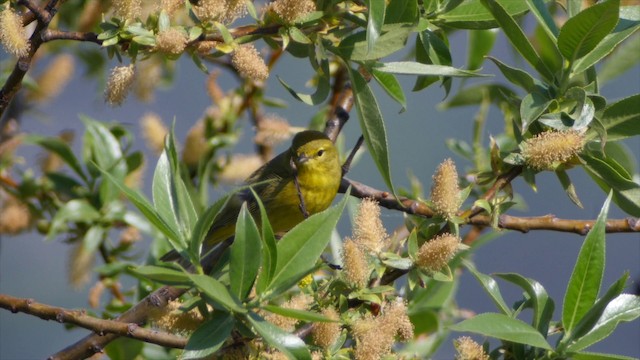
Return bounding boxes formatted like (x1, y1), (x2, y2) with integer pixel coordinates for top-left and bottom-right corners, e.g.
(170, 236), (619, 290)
(366, 0), (386, 53)
(246, 312), (311, 359)
(450, 313), (552, 350)
(464, 261), (512, 316)
(229, 203), (262, 300)
(496, 273), (555, 335)
(562, 193), (611, 333)
(182, 312), (234, 360)
(266, 194), (348, 296)
(375, 61), (486, 77)
(347, 67), (396, 197)
(371, 69), (406, 111)
(558, 0), (620, 64)
(480, 0), (554, 81)
(189, 274), (246, 314)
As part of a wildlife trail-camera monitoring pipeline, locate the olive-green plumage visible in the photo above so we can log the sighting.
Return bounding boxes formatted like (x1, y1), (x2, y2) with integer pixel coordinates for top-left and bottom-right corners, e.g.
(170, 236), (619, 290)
(162, 130), (341, 262)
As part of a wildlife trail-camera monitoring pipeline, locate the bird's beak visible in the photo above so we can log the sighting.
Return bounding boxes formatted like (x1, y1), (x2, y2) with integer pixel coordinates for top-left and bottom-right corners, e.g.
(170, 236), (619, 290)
(296, 153), (309, 164)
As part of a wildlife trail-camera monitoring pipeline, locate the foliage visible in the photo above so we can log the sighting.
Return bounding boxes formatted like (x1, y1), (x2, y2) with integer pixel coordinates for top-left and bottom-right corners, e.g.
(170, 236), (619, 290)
(0, 0), (639, 359)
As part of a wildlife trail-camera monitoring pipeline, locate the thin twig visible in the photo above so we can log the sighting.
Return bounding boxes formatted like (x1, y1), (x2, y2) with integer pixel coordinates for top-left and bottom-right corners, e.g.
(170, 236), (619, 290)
(0, 294), (187, 349)
(42, 30), (101, 44)
(342, 135), (364, 176)
(339, 178), (640, 234)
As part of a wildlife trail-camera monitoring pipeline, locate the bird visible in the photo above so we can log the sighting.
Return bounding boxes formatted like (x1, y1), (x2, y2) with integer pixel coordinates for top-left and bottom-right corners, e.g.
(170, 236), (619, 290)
(161, 129), (342, 263)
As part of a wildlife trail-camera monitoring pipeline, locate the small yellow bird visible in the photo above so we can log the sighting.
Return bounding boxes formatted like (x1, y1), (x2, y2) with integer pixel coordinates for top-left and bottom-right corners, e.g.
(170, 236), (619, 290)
(162, 130), (342, 262)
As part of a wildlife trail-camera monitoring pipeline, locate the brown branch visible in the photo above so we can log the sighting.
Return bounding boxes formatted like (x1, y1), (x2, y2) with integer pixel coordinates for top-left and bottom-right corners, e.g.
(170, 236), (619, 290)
(0, 0), (60, 121)
(465, 166), (523, 218)
(0, 294), (187, 349)
(42, 30), (101, 44)
(50, 238), (234, 360)
(340, 178), (640, 234)
(18, 0), (51, 23)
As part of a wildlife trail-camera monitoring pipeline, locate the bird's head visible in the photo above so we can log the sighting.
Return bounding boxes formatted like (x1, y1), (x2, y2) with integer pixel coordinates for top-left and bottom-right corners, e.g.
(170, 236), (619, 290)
(290, 130), (339, 172)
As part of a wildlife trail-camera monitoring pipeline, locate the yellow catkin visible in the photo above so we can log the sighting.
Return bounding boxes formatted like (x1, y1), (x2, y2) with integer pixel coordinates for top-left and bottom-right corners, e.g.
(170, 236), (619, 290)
(119, 226), (141, 245)
(0, 8), (30, 57)
(430, 158), (461, 219)
(352, 300), (414, 360)
(455, 336), (490, 360)
(521, 130), (585, 171)
(231, 44), (269, 81)
(32, 54), (75, 102)
(416, 233), (460, 273)
(254, 115), (293, 147)
(383, 300), (414, 341)
(206, 72), (224, 104)
(342, 239), (370, 288)
(155, 28), (188, 56)
(218, 154), (264, 184)
(140, 112), (168, 154)
(158, 0), (183, 15)
(353, 198), (387, 254)
(0, 196), (31, 235)
(222, 0), (247, 23)
(192, 0), (226, 22)
(149, 300), (204, 334)
(68, 243), (95, 289)
(194, 40), (218, 55)
(182, 120), (209, 167)
(265, 293), (311, 331)
(78, 0), (103, 31)
(112, 0), (142, 21)
(105, 64), (135, 106)
(88, 280), (105, 309)
(312, 307), (341, 349)
(134, 58), (162, 102)
(270, 0), (316, 24)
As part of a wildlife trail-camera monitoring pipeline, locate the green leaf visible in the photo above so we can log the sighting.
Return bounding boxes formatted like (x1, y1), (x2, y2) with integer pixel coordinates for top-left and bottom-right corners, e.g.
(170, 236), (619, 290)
(520, 91), (552, 131)
(374, 61), (486, 77)
(384, 0), (418, 24)
(366, 0), (386, 53)
(25, 135), (87, 182)
(83, 225), (106, 253)
(495, 273), (555, 336)
(153, 131), (198, 243)
(581, 154), (640, 217)
(262, 305), (337, 323)
(525, 0), (559, 39)
(189, 274), (246, 314)
(464, 261), (512, 316)
(556, 169), (584, 208)
(562, 193), (611, 333)
(189, 193), (233, 263)
(466, 29), (497, 70)
(336, 23), (412, 61)
(413, 29), (453, 92)
(371, 69), (406, 112)
(486, 56), (537, 92)
(573, 25), (639, 75)
(255, 189), (278, 295)
(347, 67), (396, 197)
(440, 83), (517, 109)
(265, 194), (348, 296)
(246, 312), (311, 359)
(450, 313), (552, 350)
(82, 117), (127, 204)
(571, 351), (640, 360)
(557, 0), (620, 65)
(277, 59), (330, 105)
(182, 312), (234, 360)
(597, 94), (640, 141)
(229, 203), (262, 300)
(566, 273), (629, 348)
(48, 199), (101, 240)
(439, 0), (534, 29)
(130, 265), (190, 285)
(567, 294), (640, 352)
(480, 0), (554, 81)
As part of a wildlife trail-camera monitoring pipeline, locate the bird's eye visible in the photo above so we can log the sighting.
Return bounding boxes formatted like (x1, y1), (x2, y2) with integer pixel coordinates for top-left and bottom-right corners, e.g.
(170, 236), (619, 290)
(317, 149), (325, 157)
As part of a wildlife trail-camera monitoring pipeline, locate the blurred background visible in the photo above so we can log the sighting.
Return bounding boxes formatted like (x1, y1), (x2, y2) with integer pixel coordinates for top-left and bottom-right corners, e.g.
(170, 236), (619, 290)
(1, 18), (639, 359)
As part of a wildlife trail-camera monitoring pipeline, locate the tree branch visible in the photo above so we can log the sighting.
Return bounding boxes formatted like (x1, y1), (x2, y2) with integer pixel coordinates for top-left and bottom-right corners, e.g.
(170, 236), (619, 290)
(42, 30), (101, 44)
(0, 294), (187, 349)
(339, 178), (640, 234)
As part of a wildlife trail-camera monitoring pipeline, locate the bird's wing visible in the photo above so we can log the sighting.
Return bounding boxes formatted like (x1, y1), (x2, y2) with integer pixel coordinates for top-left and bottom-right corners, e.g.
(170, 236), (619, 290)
(208, 151), (292, 234)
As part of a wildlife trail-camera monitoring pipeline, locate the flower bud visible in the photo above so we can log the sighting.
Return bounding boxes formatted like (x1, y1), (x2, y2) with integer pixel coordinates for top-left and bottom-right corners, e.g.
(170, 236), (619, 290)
(430, 158), (461, 219)
(270, 0), (316, 24)
(0, 8), (30, 58)
(231, 44), (269, 81)
(454, 336), (489, 360)
(105, 64), (135, 106)
(521, 130), (585, 171)
(416, 233), (460, 273)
